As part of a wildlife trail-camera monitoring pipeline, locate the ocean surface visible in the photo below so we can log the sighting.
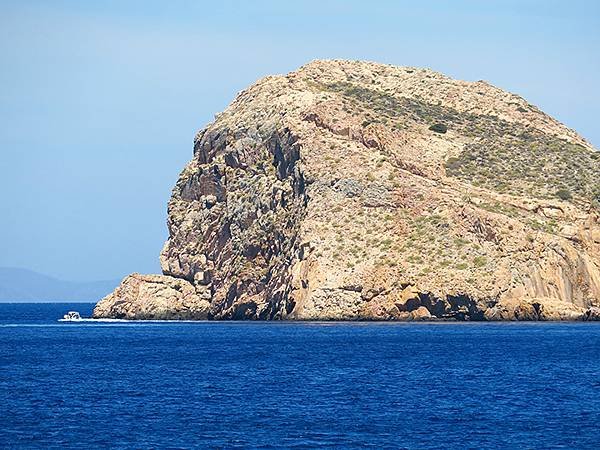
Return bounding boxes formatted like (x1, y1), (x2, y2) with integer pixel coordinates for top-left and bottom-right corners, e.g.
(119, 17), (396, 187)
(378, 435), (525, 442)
(1, 303), (599, 449)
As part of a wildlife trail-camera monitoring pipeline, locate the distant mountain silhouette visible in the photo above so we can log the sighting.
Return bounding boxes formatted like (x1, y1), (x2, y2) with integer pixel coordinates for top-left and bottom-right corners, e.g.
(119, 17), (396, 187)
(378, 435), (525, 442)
(0, 267), (120, 302)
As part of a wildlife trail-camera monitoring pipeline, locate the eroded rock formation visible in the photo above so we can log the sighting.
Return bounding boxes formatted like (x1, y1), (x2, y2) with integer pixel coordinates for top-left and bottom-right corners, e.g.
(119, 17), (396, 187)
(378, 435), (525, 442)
(93, 60), (600, 320)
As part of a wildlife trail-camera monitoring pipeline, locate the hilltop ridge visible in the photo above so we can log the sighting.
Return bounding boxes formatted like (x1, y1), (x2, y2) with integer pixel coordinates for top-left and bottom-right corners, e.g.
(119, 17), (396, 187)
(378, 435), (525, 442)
(0, 267), (118, 302)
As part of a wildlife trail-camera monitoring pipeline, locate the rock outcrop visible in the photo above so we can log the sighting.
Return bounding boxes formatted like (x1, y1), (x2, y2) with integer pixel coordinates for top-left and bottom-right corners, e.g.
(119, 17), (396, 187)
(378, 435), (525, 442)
(93, 274), (210, 320)
(93, 59), (600, 321)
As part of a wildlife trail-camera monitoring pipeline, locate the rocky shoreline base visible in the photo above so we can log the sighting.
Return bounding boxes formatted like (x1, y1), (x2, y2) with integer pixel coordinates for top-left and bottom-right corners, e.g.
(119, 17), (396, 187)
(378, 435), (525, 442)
(93, 274), (600, 322)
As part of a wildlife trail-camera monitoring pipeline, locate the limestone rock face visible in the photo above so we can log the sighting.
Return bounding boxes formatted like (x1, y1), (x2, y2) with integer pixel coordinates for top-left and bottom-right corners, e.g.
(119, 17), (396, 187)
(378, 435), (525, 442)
(93, 274), (210, 320)
(485, 297), (590, 321)
(93, 59), (600, 320)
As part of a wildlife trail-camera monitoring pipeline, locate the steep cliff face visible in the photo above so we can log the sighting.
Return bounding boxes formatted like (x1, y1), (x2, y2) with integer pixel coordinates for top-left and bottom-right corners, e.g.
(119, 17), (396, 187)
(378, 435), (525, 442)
(94, 60), (600, 320)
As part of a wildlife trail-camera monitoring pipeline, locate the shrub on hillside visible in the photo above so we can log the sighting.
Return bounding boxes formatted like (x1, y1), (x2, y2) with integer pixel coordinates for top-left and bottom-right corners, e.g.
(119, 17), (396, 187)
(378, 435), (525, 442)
(555, 189), (573, 201)
(429, 123), (448, 134)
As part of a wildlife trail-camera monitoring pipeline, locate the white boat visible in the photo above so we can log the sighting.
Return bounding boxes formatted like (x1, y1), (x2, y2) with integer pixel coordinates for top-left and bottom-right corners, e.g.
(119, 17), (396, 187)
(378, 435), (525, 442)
(59, 311), (82, 321)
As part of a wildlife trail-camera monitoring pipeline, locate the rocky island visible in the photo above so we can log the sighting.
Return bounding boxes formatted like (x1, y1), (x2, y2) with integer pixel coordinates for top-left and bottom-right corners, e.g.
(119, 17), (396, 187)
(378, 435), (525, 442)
(93, 60), (600, 321)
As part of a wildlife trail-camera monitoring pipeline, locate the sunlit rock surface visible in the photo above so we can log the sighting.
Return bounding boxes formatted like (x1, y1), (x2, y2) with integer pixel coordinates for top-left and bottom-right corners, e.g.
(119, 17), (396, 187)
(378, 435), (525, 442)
(94, 60), (600, 321)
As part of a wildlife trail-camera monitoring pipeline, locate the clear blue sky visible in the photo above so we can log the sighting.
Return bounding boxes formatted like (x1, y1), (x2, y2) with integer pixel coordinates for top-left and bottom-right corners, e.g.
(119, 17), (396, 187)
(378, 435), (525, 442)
(1, 0), (599, 282)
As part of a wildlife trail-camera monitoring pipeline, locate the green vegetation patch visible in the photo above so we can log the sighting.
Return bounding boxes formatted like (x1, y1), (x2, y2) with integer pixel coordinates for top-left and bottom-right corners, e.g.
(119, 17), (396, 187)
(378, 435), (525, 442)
(315, 80), (600, 205)
(446, 134), (600, 204)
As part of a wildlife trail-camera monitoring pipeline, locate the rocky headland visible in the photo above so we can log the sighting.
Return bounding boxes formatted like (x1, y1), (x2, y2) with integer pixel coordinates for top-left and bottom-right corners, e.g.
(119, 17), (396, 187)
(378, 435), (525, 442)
(93, 59), (600, 321)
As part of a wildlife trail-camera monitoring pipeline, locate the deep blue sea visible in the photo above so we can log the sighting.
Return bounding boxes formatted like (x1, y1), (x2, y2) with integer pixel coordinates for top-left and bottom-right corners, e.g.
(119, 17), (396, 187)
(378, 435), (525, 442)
(1, 303), (600, 449)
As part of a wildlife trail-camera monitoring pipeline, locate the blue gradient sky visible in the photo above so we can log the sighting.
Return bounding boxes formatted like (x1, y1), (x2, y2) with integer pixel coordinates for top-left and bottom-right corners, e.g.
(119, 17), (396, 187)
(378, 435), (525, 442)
(1, 0), (599, 281)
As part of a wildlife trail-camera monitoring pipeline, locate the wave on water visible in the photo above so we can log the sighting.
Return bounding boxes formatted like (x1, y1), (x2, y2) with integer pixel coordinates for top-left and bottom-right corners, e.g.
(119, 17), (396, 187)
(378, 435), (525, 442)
(58, 318), (211, 323)
(0, 318), (211, 327)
